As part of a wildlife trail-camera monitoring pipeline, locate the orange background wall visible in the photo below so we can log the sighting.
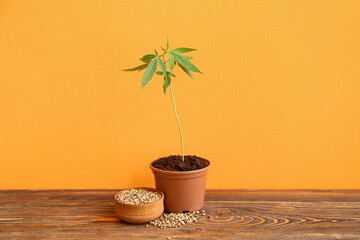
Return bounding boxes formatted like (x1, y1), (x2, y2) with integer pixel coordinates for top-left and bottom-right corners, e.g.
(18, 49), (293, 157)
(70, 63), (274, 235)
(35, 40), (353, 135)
(1, 0), (360, 189)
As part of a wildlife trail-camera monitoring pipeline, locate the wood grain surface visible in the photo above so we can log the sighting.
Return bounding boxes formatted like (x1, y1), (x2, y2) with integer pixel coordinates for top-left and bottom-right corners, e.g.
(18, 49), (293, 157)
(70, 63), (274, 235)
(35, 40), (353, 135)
(1, 190), (360, 239)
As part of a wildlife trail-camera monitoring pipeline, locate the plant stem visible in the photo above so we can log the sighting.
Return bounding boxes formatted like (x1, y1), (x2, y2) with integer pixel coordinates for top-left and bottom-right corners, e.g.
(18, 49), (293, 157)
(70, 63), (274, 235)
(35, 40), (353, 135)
(169, 83), (185, 162)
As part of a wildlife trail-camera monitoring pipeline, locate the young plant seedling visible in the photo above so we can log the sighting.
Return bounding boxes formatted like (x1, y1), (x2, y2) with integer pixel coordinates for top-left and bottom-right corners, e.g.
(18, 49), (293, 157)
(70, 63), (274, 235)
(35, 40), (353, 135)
(123, 38), (203, 162)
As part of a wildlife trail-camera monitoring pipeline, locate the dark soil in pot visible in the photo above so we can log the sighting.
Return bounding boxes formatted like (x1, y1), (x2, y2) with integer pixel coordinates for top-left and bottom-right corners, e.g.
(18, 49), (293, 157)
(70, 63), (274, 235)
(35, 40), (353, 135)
(151, 155), (209, 171)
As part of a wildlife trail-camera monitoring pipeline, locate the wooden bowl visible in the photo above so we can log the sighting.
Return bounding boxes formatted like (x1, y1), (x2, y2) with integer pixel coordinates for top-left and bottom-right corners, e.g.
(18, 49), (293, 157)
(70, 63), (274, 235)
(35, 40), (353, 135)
(114, 187), (164, 224)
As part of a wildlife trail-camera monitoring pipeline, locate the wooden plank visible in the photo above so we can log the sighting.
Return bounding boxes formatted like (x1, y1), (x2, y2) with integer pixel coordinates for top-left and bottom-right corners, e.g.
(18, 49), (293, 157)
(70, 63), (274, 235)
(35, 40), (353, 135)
(1, 190), (360, 239)
(205, 189), (360, 202)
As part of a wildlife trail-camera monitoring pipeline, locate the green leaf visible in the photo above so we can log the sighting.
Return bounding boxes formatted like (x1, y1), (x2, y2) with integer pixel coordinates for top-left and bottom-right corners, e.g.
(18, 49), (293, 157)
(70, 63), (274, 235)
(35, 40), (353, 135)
(158, 58), (168, 80)
(169, 53), (175, 73)
(141, 58), (158, 89)
(173, 48), (197, 54)
(178, 63), (194, 81)
(156, 71), (164, 75)
(173, 53), (203, 73)
(161, 46), (166, 52)
(155, 49), (158, 55)
(140, 54), (156, 63)
(163, 75), (171, 94)
(168, 72), (176, 77)
(166, 36), (169, 50)
(123, 63), (148, 72)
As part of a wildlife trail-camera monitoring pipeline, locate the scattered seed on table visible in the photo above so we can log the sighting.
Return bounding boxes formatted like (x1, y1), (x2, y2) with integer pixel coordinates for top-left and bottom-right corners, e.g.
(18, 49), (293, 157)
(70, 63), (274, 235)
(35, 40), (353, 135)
(201, 213), (206, 216)
(145, 225), (149, 227)
(150, 212), (199, 229)
(208, 215), (212, 218)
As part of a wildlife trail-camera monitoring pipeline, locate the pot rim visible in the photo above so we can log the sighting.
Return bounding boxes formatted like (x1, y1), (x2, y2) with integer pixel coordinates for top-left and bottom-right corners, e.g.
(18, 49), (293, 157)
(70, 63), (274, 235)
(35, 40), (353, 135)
(114, 187), (164, 206)
(149, 158), (210, 175)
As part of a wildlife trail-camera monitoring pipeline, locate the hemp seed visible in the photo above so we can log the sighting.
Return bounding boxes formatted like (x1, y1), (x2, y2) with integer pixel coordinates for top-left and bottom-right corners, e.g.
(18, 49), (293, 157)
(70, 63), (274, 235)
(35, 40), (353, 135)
(150, 211), (199, 229)
(116, 189), (161, 205)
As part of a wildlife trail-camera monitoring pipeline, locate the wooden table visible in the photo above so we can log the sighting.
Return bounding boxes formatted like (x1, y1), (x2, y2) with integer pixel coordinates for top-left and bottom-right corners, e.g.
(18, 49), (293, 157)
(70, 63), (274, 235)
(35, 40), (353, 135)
(1, 190), (360, 239)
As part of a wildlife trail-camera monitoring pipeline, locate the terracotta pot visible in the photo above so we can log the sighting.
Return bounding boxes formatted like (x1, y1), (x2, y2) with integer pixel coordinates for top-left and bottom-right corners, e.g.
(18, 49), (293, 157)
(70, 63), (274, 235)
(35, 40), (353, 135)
(149, 159), (210, 213)
(114, 187), (164, 224)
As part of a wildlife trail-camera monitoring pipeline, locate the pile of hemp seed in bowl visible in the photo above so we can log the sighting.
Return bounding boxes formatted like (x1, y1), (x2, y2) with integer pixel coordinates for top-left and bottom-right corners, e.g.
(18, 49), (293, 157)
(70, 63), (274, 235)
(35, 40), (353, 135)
(116, 188), (162, 205)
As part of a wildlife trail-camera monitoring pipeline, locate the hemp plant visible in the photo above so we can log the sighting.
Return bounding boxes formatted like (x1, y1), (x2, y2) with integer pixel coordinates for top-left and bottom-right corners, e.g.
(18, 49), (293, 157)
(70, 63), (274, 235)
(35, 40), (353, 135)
(123, 38), (202, 162)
